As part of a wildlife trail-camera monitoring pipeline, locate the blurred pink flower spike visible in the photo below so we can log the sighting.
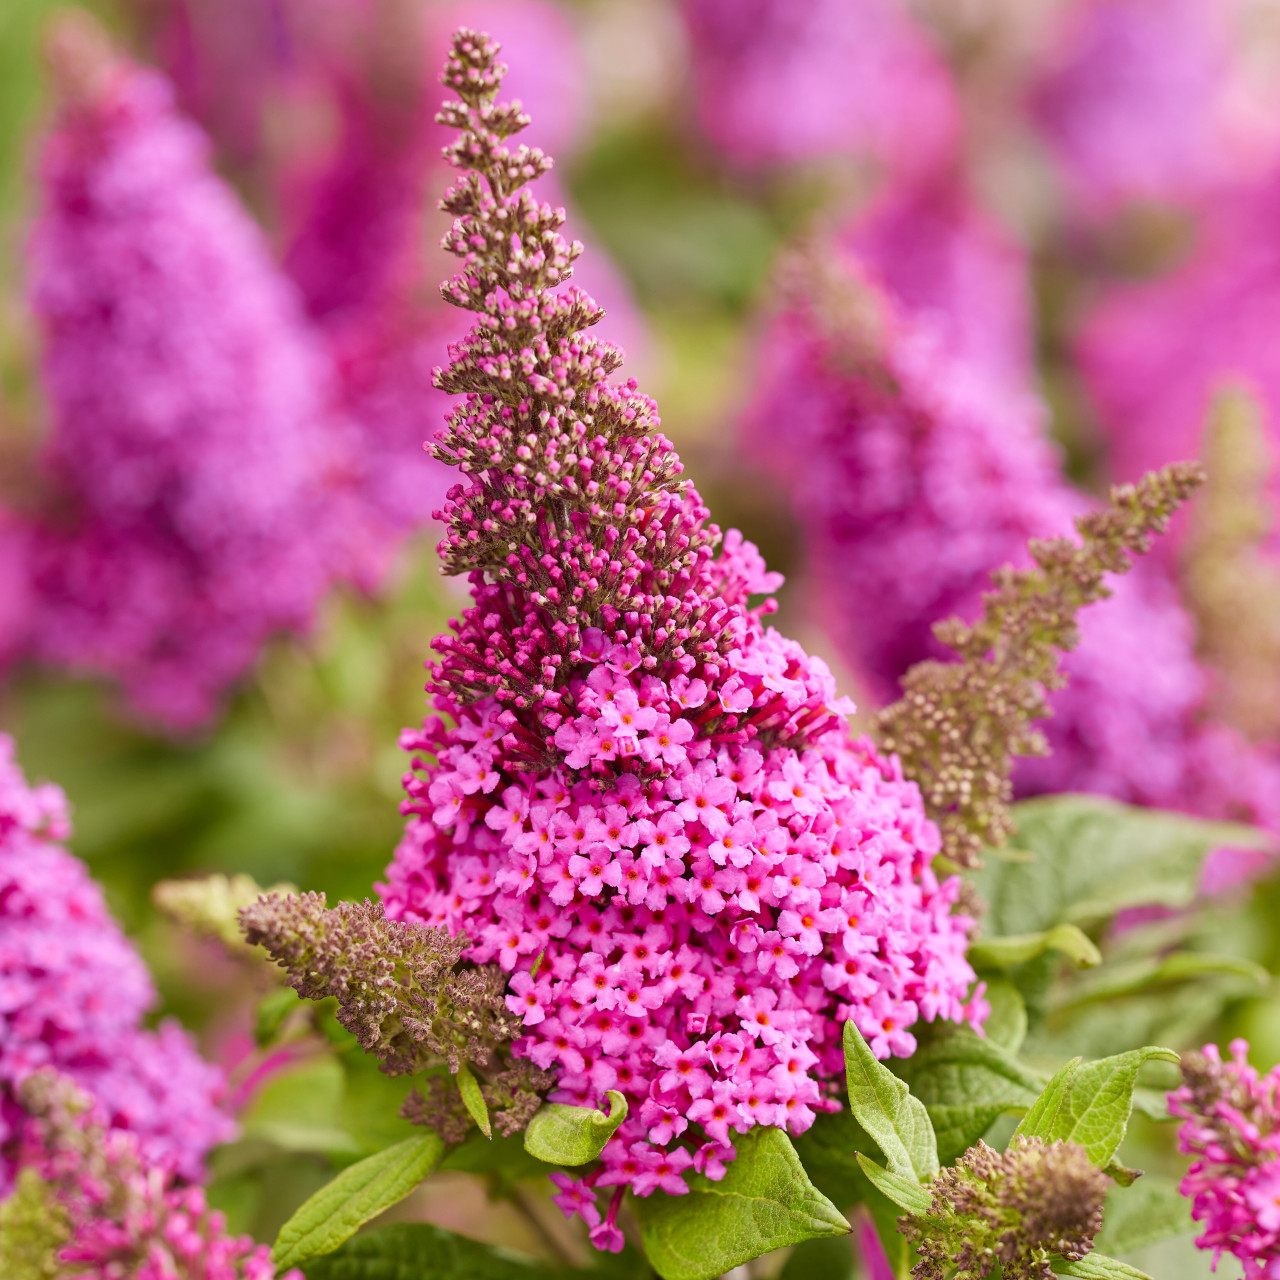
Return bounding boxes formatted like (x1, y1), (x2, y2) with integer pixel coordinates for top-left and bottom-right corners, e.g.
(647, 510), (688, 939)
(26, 19), (350, 729)
(0, 731), (231, 1187)
(681, 0), (957, 173)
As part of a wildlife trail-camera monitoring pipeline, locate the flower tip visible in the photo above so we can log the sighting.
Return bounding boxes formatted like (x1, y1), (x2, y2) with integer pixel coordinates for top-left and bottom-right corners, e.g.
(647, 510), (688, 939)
(43, 8), (118, 109)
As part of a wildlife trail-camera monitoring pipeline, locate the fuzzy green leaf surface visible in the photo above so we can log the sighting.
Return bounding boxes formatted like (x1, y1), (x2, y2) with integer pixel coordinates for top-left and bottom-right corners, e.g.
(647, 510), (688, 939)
(973, 796), (1270, 937)
(843, 1020), (938, 1179)
(891, 1023), (1045, 1163)
(455, 1064), (491, 1139)
(969, 923), (1102, 971)
(523, 1090), (627, 1166)
(633, 1126), (850, 1280)
(1052, 1253), (1154, 1279)
(271, 1132), (444, 1269)
(1013, 1047), (1178, 1168)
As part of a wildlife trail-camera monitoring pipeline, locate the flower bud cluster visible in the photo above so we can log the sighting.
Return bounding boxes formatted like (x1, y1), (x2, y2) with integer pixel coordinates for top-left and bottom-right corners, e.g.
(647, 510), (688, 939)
(381, 28), (981, 1223)
(900, 1136), (1108, 1280)
(240, 892), (552, 1139)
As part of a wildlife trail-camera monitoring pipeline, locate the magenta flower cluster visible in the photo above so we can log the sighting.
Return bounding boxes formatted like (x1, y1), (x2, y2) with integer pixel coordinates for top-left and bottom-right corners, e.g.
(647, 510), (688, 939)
(1170, 1040), (1280, 1278)
(384, 611), (980, 1213)
(0, 733), (231, 1183)
(18, 1071), (296, 1280)
(379, 27), (980, 1231)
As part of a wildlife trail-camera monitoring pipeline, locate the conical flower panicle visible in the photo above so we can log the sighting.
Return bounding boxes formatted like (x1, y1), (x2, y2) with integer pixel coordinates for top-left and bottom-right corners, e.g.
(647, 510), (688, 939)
(427, 30), (795, 768)
(383, 30), (981, 1226)
(26, 18), (342, 729)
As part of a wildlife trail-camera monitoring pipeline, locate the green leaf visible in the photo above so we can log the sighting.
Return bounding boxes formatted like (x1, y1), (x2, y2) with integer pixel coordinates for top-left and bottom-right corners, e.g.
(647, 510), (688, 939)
(1054, 952), (1268, 1010)
(300, 1222), (589, 1279)
(633, 1126), (850, 1280)
(852, 1153), (932, 1217)
(1013, 1047), (1179, 1168)
(271, 1132), (444, 1269)
(972, 795), (1270, 937)
(254, 986), (303, 1048)
(843, 1020), (938, 1180)
(240, 1055), (361, 1157)
(1094, 1177), (1194, 1256)
(891, 1024), (1045, 1164)
(523, 1090), (628, 1166)
(969, 923), (1102, 970)
(1051, 1253), (1154, 1279)
(455, 1064), (491, 1139)
(982, 978), (1029, 1054)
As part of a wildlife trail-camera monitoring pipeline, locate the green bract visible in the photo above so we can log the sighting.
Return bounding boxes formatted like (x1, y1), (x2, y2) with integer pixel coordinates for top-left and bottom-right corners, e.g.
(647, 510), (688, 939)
(522, 1090), (628, 1166)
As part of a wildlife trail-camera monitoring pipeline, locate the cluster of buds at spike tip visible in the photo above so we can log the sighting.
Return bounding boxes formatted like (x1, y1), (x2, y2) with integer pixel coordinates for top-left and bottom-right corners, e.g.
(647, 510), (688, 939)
(239, 893), (552, 1139)
(1169, 1040), (1280, 1276)
(899, 1136), (1108, 1280)
(875, 462), (1205, 869)
(10, 1070), (295, 1280)
(425, 29), (809, 772)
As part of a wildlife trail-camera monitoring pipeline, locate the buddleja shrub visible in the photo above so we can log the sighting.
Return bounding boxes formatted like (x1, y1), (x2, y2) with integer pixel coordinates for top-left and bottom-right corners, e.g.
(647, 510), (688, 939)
(7, 23), (1278, 1280)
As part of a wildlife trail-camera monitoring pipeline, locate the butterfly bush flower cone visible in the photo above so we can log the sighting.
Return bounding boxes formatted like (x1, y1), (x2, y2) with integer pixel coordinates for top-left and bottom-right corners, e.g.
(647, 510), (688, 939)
(1171, 1040), (1280, 1277)
(379, 29), (981, 1233)
(0, 733), (231, 1185)
(26, 17), (344, 729)
(742, 180), (1280, 833)
(11, 1071), (296, 1280)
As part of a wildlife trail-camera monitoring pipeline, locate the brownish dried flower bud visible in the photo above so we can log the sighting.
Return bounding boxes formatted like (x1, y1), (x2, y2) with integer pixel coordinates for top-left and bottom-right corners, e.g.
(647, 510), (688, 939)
(876, 462), (1205, 868)
(1182, 386), (1280, 742)
(901, 1136), (1108, 1280)
(239, 892), (552, 1142)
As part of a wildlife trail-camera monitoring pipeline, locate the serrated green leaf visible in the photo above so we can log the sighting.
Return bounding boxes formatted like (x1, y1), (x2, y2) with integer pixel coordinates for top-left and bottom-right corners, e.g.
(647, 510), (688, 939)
(455, 1064), (491, 1139)
(891, 1024), (1045, 1163)
(852, 1153), (932, 1217)
(633, 1126), (850, 1280)
(300, 1222), (589, 1279)
(969, 923), (1102, 970)
(1052, 1253), (1153, 1279)
(843, 1021), (938, 1180)
(523, 1090), (627, 1166)
(1013, 1047), (1178, 1168)
(972, 795), (1270, 937)
(1094, 1177), (1194, 1256)
(271, 1132), (444, 1269)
